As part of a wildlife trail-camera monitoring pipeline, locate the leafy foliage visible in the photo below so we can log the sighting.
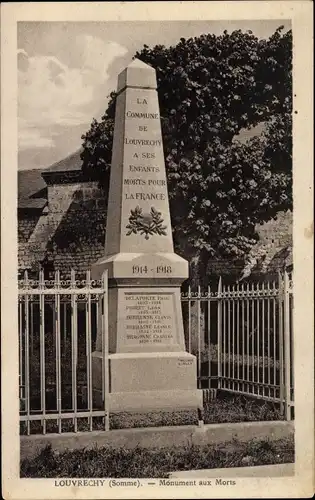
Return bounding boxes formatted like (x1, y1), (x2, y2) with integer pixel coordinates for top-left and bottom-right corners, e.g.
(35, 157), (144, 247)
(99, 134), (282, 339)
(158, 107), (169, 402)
(81, 27), (292, 279)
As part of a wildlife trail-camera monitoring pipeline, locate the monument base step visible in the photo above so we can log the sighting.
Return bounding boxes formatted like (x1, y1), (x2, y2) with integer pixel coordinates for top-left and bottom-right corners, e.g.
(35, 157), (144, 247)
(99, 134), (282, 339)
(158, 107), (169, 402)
(92, 350), (202, 412)
(92, 350), (198, 393)
(93, 388), (203, 413)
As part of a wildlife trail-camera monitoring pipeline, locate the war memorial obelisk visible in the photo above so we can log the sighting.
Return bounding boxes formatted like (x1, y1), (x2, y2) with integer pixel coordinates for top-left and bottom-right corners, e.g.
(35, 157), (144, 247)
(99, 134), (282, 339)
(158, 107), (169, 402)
(92, 59), (202, 412)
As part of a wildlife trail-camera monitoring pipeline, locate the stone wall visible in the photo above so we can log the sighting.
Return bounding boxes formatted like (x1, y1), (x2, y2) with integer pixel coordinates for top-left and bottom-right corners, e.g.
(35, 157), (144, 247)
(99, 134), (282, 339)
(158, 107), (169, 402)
(18, 215), (40, 243)
(44, 198), (106, 275)
(256, 210), (292, 248)
(47, 182), (104, 213)
(204, 211), (293, 281)
(18, 181), (107, 275)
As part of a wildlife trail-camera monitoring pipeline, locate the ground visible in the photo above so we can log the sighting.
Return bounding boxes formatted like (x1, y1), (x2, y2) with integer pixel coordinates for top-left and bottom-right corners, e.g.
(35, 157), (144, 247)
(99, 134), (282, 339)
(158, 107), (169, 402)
(20, 435), (294, 478)
(20, 393), (284, 434)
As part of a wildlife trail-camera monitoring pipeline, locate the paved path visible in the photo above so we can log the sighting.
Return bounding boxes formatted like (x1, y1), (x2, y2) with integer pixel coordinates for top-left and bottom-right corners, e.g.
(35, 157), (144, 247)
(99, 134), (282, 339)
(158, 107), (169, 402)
(170, 463), (294, 478)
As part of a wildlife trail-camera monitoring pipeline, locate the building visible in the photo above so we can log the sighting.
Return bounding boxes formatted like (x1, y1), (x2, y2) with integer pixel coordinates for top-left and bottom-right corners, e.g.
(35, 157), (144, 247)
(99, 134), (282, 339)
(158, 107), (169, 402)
(18, 150), (106, 278)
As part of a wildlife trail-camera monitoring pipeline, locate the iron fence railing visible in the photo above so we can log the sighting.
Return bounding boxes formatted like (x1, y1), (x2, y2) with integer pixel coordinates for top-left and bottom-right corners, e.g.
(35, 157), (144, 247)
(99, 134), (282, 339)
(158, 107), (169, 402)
(181, 271), (294, 419)
(18, 270), (294, 434)
(19, 270), (109, 435)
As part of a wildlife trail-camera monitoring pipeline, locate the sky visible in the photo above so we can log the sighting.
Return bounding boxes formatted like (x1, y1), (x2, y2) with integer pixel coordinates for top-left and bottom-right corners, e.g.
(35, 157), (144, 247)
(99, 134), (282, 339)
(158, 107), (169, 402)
(18, 20), (291, 171)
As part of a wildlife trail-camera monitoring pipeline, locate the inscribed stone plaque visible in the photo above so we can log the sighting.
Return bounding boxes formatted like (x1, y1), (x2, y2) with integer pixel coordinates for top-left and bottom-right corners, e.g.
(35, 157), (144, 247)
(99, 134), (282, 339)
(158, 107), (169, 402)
(122, 291), (177, 349)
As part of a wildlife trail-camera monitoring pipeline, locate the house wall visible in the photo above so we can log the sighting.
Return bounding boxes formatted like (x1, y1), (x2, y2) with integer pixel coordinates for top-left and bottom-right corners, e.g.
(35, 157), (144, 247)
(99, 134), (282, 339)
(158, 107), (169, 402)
(256, 210), (292, 248)
(18, 215), (40, 243)
(44, 195), (107, 274)
(204, 211), (293, 282)
(47, 182), (104, 212)
(245, 210), (293, 277)
(18, 180), (107, 276)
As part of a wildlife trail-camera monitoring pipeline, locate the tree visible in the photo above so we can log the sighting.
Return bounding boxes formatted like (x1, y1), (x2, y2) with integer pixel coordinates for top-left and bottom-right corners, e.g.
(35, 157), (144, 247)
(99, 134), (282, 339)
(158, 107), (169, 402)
(81, 26), (292, 282)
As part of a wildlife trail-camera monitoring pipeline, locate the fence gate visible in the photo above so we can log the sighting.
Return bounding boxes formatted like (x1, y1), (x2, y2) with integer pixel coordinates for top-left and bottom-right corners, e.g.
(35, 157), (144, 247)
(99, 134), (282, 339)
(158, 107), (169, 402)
(18, 269), (109, 435)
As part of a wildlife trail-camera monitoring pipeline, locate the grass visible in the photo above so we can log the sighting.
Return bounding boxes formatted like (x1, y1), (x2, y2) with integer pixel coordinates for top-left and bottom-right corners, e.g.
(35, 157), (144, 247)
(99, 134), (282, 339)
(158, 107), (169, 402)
(203, 393), (284, 424)
(110, 409), (198, 429)
(21, 410), (198, 435)
(20, 435), (294, 478)
(198, 345), (281, 369)
(110, 394), (284, 428)
(20, 394), (284, 435)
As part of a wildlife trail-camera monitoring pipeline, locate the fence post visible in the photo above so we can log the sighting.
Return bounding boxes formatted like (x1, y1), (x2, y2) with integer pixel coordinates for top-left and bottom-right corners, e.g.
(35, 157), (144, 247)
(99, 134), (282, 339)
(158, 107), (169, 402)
(207, 284), (211, 389)
(86, 270), (93, 431)
(70, 269), (78, 431)
(217, 277), (222, 390)
(30, 291), (34, 359)
(197, 285), (201, 389)
(283, 270), (292, 420)
(39, 269), (46, 433)
(102, 270), (110, 431)
(55, 270), (62, 433)
(18, 280), (23, 409)
(188, 285), (192, 353)
(278, 271), (285, 416)
(24, 270), (30, 435)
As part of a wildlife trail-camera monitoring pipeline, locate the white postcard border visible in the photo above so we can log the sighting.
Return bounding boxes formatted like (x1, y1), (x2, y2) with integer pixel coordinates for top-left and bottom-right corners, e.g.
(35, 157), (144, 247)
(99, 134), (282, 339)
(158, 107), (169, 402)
(1, 2), (314, 498)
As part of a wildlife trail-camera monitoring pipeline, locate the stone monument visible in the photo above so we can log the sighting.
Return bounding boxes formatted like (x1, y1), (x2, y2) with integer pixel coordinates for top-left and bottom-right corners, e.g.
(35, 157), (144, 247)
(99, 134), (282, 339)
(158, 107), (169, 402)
(92, 59), (202, 412)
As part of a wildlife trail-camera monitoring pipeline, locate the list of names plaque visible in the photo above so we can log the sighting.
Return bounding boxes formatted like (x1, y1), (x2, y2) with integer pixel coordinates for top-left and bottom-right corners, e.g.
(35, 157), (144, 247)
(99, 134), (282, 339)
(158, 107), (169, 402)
(124, 292), (175, 346)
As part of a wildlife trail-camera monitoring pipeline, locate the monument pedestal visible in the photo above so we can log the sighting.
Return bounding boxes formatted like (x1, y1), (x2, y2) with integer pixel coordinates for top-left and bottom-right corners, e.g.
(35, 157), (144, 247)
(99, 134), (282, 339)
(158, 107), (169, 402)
(92, 351), (202, 412)
(91, 269), (203, 413)
(91, 59), (202, 415)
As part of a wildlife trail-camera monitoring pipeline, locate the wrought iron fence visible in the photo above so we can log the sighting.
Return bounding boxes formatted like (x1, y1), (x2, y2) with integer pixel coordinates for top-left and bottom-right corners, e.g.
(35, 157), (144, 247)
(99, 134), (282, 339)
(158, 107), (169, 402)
(18, 270), (294, 435)
(181, 271), (294, 420)
(19, 270), (109, 435)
